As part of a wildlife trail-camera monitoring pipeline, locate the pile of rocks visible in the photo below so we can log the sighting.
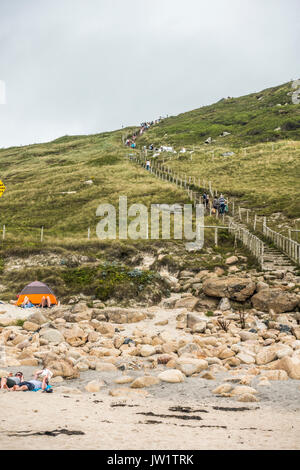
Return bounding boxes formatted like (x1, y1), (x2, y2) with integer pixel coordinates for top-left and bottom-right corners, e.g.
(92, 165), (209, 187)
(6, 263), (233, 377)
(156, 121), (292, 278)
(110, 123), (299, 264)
(0, 259), (299, 401)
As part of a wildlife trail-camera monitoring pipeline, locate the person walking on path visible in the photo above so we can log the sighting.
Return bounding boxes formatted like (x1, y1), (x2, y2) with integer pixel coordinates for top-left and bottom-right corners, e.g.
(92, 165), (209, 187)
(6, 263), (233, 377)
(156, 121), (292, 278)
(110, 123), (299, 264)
(218, 194), (226, 214)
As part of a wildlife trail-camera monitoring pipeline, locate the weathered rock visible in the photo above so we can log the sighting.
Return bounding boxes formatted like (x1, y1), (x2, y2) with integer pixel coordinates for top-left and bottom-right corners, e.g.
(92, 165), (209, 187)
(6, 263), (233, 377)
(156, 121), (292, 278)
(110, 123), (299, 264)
(95, 362), (117, 372)
(27, 312), (48, 325)
(266, 356), (300, 380)
(177, 342), (200, 357)
(140, 345), (156, 357)
(44, 359), (79, 379)
(109, 388), (149, 398)
(95, 322), (115, 337)
(237, 393), (259, 402)
(20, 358), (39, 366)
(200, 372), (215, 380)
(236, 352), (256, 365)
(218, 348), (235, 360)
(261, 370), (288, 381)
(63, 326), (88, 347)
(102, 308), (146, 324)
(85, 380), (104, 392)
(226, 256), (238, 265)
(39, 328), (64, 344)
(114, 376), (134, 384)
(251, 289), (299, 313)
(231, 385), (258, 396)
(158, 369), (185, 383)
(218, 298), (231, 311)
(203, 277), (256, 301)
(255, 348), (277, 365)
(22, 321), (40, 332)
(212, 384), (233, 395)
(175, 358), (208, 376)
(292, 327), (300, 340)
(175, 297), (199, 311)
(239, 331), (258, 342)
(130, 376), (160, 388)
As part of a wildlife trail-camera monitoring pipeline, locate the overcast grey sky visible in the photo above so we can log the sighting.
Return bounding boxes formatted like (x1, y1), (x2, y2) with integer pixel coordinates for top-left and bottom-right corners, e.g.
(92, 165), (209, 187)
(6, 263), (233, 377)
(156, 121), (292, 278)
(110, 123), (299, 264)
(0, 0), (299, 148)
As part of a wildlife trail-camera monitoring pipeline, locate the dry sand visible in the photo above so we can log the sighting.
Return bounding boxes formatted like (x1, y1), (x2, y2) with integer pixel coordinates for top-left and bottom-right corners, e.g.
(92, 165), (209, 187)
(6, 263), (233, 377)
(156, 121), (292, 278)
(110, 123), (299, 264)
(0, 366), (299, 450)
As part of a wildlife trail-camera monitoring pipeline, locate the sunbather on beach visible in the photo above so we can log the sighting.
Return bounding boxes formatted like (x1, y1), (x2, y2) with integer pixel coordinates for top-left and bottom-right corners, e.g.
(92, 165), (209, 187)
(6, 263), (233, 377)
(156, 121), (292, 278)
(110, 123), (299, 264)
(21, 296), (35, 308)
(11, 376), (50, 392)
(38, 295), (52, 308)
(1, 372), (24, 389)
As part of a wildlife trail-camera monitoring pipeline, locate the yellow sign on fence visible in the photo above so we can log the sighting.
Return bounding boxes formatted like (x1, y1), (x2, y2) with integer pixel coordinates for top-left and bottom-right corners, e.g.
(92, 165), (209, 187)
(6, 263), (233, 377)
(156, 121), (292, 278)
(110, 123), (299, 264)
(0, 180), (6, 197)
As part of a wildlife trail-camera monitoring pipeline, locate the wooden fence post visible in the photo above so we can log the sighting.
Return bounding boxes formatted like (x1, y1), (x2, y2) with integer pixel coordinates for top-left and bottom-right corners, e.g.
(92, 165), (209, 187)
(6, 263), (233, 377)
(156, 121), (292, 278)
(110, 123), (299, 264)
(40, 226), (44, 243)
(215, 227), (218, 246)
(2, 225), (5, 240)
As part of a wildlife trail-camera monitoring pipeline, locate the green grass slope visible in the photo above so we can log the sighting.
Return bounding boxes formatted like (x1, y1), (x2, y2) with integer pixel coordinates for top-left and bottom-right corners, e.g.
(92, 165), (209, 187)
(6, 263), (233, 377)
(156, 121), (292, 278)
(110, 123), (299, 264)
(0, 129), (187, 241)
(138, 81), (300, 148)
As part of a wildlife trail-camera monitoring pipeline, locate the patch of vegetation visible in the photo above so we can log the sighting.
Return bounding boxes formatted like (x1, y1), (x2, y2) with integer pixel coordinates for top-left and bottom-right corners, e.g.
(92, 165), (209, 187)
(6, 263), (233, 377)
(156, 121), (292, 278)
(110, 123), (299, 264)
(205, 310), (214, 317)
(61, 263), (164, 302)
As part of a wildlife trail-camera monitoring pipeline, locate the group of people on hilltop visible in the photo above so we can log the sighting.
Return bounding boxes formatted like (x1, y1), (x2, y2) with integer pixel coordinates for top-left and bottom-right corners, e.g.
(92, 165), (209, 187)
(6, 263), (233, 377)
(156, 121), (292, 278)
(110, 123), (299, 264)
(125, 116), (166, 149)
(203, 193), (228, 215)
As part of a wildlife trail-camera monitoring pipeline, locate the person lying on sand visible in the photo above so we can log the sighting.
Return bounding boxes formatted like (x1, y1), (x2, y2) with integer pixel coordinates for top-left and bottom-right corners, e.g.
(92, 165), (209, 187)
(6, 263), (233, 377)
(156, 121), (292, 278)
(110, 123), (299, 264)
(1, 372), (24, 389)
(21, 296), (35, 308)
(34, 368), (53, 381)
(10, 368), (53, 392)
(11, 376), (51, 392)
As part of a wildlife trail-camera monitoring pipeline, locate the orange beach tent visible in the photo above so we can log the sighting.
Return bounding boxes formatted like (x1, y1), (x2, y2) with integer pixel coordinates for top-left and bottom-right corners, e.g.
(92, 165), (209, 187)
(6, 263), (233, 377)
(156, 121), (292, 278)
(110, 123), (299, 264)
(17, 281), (58, 306)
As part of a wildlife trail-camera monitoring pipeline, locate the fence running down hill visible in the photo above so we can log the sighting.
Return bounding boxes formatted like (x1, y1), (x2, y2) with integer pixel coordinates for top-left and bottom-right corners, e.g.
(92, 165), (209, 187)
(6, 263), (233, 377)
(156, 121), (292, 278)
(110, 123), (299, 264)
(130, 152), (300, 270)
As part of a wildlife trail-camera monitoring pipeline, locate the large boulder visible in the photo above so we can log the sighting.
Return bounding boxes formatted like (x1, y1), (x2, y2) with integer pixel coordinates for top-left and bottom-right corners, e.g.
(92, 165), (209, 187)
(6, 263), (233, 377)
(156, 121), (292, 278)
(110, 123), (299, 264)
(265, 356), (300, 380)
(63, 326), (88, 347)
(158, 369), (185, 383)
(175, 296), (199, 310)
(43, 358), (79, 379)
(186, 314), (207, 332)
(130, 376), (160, 388)
(261, 370), (288, 381)
(140, 345), (156, 357)
(22, 321), (40, 332)
(27, 311), (48, 325)
(39, 328), (64, 344)
(85, 380), (104, 392)
(255, 347), (277, 365)
(251, 288), (299, 313)
(203, 277), (256, 302)
(175, 358), (208, 376)
(100, 308), (146, 324)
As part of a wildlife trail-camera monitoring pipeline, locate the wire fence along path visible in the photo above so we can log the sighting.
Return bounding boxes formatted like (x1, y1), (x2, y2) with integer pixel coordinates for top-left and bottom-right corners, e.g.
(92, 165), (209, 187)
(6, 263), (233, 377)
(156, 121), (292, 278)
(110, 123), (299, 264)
(130, 153), (299, 270)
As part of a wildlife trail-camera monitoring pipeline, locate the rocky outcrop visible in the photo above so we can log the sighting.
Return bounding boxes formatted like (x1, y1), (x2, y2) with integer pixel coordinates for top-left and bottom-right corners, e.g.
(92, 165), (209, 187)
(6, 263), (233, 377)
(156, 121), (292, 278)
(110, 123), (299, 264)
(99, 307), (147, 323)
(251, 288), (299, 313)
(203, 277), (256, 301)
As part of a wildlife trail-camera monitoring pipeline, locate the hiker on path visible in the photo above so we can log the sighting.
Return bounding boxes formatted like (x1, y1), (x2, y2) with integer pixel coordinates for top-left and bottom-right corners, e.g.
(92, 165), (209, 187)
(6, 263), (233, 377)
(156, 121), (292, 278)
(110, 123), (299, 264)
(146, 160), (151, 171)
(213, 196), (219, 212)
(218, 194), (226, 214)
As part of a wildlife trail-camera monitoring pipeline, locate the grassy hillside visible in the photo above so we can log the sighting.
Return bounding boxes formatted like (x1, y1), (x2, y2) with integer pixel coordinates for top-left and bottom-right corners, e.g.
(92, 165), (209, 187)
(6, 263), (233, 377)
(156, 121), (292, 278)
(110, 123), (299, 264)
(0, 129), (187, 241)
(135, 81), (300, 218)
(138, 81), (300, 148)
(150, 140), (300, 219)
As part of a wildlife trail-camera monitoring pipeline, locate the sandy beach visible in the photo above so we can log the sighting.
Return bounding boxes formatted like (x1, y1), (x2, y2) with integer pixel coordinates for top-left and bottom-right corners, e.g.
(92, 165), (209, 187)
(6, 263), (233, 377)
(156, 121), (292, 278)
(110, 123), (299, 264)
(0, 364), (299, 450)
